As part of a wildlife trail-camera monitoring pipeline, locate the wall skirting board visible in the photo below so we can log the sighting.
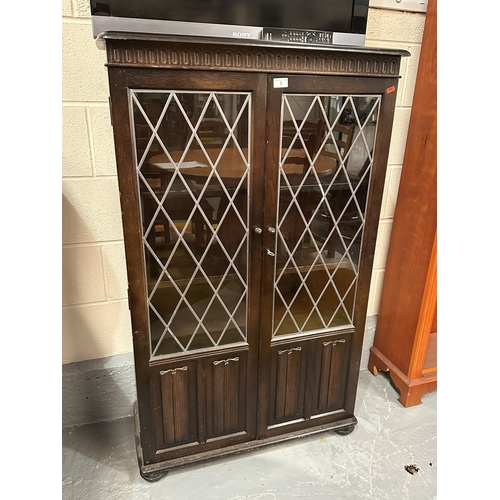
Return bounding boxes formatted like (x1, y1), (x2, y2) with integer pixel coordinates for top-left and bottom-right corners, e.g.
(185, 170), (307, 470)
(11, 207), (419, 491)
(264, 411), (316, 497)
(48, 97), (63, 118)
(360, 316), (377, 370)
(62, 352), (137, 428)
(62, 317), (377, 428)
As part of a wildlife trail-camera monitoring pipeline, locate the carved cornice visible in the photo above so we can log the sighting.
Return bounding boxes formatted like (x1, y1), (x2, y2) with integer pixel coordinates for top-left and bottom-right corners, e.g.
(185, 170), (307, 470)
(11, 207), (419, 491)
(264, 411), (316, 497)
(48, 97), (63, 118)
(105, 39), (402, 77)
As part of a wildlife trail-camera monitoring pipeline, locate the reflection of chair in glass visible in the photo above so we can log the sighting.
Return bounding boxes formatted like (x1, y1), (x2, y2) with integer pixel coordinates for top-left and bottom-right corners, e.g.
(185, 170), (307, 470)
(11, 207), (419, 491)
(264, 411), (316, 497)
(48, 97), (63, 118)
(141, 172), (212, 280)
(189, 119), (248, 276)
(282, 119), (355, 174)
(280, 119), (355, 258)
(135, 98), (242, 281)
(195, 119), (228, 149)
(142, 117), (229, 256)
(313, 155), (371, 259)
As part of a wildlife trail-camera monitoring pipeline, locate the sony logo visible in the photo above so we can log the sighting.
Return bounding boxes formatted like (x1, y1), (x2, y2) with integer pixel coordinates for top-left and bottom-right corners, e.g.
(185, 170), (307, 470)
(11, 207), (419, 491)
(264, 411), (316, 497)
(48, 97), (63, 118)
(232, 31), (252, 38)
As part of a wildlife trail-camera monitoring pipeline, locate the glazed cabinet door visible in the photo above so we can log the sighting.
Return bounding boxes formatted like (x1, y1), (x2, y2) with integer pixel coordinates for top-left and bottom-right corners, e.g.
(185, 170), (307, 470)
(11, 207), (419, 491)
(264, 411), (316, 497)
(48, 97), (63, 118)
(108, 68), (267, 464)
(258, 74), (397, 437)
(108, 66), (398, 462)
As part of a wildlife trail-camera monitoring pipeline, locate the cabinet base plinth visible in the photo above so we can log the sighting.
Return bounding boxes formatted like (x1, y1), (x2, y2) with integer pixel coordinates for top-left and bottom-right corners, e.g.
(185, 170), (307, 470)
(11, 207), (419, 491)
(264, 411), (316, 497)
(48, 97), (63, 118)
(368, 347), (436, 408)
(133, 403), (168, 482)
(134, 402), (357, 480)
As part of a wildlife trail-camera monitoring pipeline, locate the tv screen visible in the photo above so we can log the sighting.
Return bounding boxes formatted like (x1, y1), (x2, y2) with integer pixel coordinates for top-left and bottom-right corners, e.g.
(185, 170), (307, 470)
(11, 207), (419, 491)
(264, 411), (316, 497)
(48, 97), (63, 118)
(90, 0), (368, 46)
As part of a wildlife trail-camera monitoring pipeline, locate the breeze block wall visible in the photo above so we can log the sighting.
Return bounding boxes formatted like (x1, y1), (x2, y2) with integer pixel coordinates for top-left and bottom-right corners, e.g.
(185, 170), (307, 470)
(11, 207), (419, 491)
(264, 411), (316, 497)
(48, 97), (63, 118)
(62, 1), (426, 368)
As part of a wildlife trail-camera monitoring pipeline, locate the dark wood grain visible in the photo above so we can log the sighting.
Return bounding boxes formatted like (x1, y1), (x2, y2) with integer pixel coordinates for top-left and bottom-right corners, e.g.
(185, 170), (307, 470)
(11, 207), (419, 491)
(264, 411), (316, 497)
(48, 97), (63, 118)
(108, 67), (157, 462)
(205, 354), (245, 438)
(315, 336), (351, 413)
(104, 34), (406, 77)
(160, 367), (191, 445)
(274, 347), (303, 421)
(105, 36), (406, 473)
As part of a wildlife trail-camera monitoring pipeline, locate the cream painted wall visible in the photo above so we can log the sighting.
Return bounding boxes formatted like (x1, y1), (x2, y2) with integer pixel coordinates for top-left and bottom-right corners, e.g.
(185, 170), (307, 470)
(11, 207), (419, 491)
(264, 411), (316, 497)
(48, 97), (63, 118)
(62, 2), (426, 364)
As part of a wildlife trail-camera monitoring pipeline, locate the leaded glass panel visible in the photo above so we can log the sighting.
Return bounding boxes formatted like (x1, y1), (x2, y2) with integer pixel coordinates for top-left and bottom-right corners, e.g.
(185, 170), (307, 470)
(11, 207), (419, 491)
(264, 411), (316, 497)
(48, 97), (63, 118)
(130, 90), (251, 357)
(273, 94), (380, 338)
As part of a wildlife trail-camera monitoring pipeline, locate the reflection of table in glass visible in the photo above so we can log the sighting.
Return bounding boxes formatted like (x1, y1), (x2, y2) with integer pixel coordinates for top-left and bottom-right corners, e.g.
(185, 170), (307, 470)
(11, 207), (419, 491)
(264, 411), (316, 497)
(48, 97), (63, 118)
(149, 148), (338, 179)
(150, 146), (338, 213)
(148, 147), (340, 269)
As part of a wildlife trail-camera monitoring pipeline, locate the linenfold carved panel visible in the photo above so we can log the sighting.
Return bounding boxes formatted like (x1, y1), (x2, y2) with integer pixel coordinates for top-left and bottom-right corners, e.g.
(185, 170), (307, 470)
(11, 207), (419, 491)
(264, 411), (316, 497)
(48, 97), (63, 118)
(272, 346), (305, 423)
(312, 336), (351, 415)
(106, 41), (400, 77)
(205, 354), (247, 439)
(211, 357), (240, 436)
(159, 366), (195, 446)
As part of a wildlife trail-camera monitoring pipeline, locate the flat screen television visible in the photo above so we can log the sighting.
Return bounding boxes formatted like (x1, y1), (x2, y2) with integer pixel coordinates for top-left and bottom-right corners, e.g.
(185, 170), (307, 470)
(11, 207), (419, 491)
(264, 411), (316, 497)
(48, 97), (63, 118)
(90, 0), (369, 47)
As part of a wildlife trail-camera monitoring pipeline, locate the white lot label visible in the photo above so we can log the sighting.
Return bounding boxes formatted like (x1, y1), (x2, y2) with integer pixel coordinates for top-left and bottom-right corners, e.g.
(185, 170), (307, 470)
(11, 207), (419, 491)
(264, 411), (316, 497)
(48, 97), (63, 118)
(273, 78), (289, 88)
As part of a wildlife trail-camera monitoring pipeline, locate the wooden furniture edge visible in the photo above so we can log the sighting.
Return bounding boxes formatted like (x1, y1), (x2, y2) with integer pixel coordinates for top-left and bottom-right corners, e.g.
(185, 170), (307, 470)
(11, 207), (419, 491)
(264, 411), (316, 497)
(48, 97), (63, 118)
(408, 232), (437, 379)
(368, 346), (437, 408)
(104, 35), (408, 77)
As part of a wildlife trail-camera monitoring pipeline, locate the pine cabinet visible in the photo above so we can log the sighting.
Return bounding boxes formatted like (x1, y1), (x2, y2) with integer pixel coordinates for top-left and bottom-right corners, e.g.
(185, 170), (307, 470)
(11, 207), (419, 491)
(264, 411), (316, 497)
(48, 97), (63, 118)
(102, 33), (407, 480)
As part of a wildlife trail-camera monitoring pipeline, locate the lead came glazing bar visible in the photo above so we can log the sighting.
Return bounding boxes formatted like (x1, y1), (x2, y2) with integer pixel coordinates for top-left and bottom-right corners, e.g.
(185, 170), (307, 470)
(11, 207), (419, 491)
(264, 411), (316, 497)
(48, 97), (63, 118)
(272, 94), (381, 338)
(130, 90), (252, 357)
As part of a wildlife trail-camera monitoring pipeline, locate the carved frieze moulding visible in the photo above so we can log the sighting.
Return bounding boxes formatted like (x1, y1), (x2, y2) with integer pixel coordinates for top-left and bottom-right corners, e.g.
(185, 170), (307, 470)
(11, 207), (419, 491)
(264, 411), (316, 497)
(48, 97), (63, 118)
(105, 40), (401, 77)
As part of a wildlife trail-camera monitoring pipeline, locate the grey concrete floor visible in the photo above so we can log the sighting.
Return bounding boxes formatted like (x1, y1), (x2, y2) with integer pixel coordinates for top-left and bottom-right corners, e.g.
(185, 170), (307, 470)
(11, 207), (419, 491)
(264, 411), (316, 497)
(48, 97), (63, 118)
(62, 371), (437, 500)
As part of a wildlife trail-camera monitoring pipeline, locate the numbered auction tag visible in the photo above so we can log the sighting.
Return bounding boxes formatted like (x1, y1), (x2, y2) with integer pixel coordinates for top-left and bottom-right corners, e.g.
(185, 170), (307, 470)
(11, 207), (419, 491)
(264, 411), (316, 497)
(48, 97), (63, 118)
(273, 77), (289, 88)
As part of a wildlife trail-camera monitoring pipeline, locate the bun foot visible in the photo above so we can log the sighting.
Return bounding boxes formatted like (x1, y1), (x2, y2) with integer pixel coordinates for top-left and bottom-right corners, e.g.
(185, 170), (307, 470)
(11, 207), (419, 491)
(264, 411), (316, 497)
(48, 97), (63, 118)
(334, 424), (355, 436)
(140, 469), (168, 482)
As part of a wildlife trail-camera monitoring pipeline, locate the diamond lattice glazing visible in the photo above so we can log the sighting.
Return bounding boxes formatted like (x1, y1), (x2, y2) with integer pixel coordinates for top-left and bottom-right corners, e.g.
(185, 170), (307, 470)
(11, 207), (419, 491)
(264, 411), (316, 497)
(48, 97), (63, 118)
(130, 90), (251, 357)
(273, 94), (381, 337)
